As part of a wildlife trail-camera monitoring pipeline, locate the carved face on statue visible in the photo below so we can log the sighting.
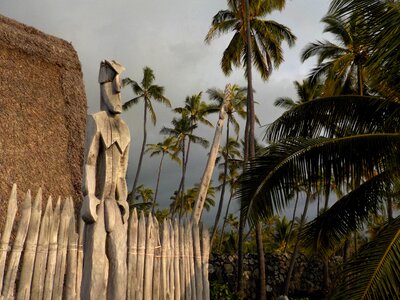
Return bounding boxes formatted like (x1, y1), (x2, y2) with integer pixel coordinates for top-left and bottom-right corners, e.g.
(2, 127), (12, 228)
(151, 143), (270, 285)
(99, 60), (125, 114)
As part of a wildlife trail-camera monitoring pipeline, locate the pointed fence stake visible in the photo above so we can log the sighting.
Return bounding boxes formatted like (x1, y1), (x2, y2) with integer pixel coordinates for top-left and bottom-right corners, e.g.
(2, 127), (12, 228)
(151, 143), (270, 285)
(43, 197), (61, 300)
(17, 188), (43, 300)
(65, 198), (79, 300)
(127, 209), (138, 300)
(31, 196), (53, 300)
(2, 190), (32, 299)
(0, 184), (18, 295)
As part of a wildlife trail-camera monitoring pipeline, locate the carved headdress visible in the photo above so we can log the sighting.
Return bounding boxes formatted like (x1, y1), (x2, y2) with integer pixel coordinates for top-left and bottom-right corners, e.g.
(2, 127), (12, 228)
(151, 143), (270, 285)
(98, 59), (125, 83)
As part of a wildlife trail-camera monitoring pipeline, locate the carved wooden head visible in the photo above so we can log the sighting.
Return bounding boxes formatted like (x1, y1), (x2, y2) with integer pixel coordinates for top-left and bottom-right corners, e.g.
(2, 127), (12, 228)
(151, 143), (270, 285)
(99, 59), (125, 114)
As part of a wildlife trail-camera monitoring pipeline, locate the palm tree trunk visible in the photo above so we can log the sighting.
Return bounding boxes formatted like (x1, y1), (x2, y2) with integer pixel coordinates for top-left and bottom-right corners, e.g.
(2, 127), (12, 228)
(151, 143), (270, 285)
(343, 238), (350, 262)
(255, 222), (266, 300)
(243, 0), (266, 298)
(283, 193), (310, 296)
(152, 152), (165, 214)
(323, 190), (331, 292)
(358, 64), (363, 96)
(185, 136), (192, 173)
(176, 137), (191, 198)
(218, 189), (234, 251)
(238, 0), (267, 298)
(387, 197), (393, 221)
(284, 192), (299, 252)
(192, 101), (227, 224)
(129, 100), (148, 203)
(179, 140), (186, 218)
(210, 120), (230, 248)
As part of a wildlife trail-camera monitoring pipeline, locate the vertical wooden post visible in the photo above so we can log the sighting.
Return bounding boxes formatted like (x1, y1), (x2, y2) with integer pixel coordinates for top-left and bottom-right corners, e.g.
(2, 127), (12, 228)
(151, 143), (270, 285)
(43, 197), (61, 300)
(189, 222), (196, 299)
(160, 220), (170, 300)
(143, 215), (154, 299)
(184, 219), (192, 299)
(152, 217), (161, 300)
(168, 220), (175, 300)
(135, 211), (146, 300)
(31, 196), (53, 299)
(193, 222), (203, 299)
(127, 209), (138, 300)
(173, 219), (180, 300)
(65, 198), (79, 300)
(0, 184), (18, 295)
(2, 190), (32, 299)
(179, 219), (186, 299)
(53, 197), (73, 299)
(75, 218), (84, 299)
(17, 189), (43, 300)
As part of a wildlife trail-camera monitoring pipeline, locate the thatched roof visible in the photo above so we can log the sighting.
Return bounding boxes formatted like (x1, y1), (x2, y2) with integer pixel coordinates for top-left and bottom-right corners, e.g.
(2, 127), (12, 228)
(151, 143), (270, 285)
(0, 14), (87, 228)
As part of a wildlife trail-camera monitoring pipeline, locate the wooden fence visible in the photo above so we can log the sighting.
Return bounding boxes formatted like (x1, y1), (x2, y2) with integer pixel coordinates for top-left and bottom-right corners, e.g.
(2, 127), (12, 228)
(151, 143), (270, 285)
(0, 185), (210, 299)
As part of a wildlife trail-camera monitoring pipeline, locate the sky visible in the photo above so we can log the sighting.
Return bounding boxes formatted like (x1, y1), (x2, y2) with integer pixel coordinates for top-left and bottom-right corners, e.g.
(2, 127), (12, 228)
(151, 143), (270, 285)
(0, 0), (332, 223)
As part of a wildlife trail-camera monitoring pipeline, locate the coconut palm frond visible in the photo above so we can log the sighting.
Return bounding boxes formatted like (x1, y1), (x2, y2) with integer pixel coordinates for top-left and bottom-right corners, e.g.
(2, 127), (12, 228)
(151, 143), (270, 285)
(301, 171), (395, 256)
(332, 216), (400, 300)
(122, 95), (142, 110)
(265, 95), (400, 142)
(239, 134), (400, 225)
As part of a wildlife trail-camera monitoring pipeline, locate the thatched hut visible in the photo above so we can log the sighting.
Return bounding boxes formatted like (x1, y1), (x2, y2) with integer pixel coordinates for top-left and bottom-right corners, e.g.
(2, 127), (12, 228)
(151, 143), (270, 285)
(0, 14), (87, 227)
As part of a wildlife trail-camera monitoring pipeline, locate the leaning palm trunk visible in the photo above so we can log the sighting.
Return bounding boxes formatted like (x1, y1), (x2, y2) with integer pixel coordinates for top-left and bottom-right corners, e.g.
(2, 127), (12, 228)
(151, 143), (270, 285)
(210, 120), (231, 248)
(192, 85), (230, 224)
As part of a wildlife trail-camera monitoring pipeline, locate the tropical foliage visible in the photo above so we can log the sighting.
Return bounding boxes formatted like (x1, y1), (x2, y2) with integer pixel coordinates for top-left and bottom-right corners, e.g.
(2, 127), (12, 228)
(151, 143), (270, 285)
(123, 67), (171, 202)
(117, 0), (400, 299)
(205, 0), (296, 80)
(238, 0), (400, 297)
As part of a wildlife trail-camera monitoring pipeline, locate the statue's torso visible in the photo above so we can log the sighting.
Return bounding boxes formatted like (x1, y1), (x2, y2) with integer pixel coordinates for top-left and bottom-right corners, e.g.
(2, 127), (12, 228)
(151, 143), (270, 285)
(91, 111), (130, 201)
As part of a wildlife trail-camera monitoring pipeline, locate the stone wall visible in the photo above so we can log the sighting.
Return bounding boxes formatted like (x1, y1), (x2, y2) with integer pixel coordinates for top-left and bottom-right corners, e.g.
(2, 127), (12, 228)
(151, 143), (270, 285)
(209, 252), (343, 299)
(0, 14), (87, 228)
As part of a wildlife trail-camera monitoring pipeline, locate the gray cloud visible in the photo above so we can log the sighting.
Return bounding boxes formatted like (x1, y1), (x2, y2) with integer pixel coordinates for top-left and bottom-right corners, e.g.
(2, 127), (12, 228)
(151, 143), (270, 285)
(0, 0), (331, 223)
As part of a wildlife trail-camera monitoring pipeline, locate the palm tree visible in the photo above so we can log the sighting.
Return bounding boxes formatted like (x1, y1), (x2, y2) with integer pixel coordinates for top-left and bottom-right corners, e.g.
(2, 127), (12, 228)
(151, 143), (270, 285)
(274, 78), (323, 110)
(207, 85), (247, 247)
(205, 0), (296, 81)
(210, 138), (242, 247)
(145, 136), (181, 213)
(239, 95), (400, 299)
(218, 156), (243, 251)
(160, 112), (209, 216)
(206, 1), (296, 295)
(173, 92), (215, 193)
(329, 0), (400, 99)
(123, 67), (171, 202)
(207, 85), (247, 139)
(170, 185), (216, 217)
(272, 216), (294, 251)
(301, 13), (369, 96)
(128, 184), (154, 213)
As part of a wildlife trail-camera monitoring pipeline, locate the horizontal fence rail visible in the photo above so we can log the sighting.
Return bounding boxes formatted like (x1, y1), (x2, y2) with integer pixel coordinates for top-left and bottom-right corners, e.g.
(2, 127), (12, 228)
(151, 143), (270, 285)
(0, 185), (210, 299)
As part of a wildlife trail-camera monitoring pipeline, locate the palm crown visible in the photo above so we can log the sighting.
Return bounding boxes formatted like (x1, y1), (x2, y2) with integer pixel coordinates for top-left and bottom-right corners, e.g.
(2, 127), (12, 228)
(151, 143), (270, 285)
(205, 0), (296, 80)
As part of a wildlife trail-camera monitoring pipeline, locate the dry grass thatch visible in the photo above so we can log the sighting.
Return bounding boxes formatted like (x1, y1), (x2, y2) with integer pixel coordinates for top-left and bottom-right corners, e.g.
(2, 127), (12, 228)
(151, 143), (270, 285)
(0, 14), (87, 229)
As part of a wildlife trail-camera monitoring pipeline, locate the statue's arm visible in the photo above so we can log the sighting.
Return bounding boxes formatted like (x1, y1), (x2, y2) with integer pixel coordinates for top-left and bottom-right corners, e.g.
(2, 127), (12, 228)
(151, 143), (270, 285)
(81, 115), (101, 223)
(116, 143), (130, 223)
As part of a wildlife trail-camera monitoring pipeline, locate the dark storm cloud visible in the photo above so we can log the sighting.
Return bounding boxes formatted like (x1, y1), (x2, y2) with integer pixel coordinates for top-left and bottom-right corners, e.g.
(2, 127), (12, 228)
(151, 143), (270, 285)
(0, 0), (331, 222)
